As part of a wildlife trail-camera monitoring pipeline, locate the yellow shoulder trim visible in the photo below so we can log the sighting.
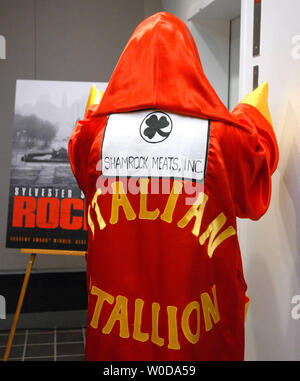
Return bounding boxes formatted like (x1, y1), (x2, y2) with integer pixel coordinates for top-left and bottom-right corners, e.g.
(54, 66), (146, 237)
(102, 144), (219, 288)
(245, 298), (250, 322)
(85, 84), (103, 116)
(240, 82), (273, 127)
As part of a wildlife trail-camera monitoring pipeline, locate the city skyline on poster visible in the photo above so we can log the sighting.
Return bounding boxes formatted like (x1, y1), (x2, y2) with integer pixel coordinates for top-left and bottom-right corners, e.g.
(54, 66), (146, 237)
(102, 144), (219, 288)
(6, 79), (107, 251)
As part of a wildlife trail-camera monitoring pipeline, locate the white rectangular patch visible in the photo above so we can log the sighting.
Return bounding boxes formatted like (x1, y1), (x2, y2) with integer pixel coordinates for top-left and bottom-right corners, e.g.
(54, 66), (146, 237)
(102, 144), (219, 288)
(101, 110), (210, 182)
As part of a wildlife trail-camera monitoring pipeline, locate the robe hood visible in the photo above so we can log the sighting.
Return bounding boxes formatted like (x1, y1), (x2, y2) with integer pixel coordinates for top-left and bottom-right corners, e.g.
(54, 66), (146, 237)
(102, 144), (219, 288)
(95, 12), (241, 127)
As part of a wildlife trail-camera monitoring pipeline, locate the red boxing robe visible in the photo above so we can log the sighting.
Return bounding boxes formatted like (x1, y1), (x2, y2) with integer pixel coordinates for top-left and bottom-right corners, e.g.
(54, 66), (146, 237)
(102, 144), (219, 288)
(69, 12), (278, 361)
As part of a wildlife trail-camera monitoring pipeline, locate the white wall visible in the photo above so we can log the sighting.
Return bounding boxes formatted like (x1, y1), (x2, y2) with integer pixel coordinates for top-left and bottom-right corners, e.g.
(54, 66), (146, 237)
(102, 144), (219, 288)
(162, 0), (230, 106)
(239, 0), (300, 360)
(229, 16), (240, 110)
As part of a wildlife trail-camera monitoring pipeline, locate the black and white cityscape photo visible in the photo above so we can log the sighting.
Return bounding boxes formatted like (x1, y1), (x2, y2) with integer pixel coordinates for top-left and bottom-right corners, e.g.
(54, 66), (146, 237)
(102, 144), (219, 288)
(6, 80), (107, 250)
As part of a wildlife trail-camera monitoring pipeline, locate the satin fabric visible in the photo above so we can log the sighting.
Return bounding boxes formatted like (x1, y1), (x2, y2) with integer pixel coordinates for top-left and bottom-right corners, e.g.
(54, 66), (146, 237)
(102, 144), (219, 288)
(69, 12), (278, 361)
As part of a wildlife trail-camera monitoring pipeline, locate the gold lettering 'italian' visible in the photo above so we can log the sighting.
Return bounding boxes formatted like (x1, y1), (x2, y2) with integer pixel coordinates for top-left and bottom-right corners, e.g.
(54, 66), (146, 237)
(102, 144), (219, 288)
(87, 205), (95, 237)
(139, 178), (160, 220)
(110, 181), (136, 224)
(91, 189), (106, 233)
(88, 181), (236, 259)
(160, 180), (183, 223)
(177, 192), (208, 236)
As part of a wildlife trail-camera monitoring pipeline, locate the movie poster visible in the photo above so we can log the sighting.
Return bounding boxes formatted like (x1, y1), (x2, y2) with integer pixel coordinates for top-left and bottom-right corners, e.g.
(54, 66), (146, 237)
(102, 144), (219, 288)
(6, 80), (107, 251)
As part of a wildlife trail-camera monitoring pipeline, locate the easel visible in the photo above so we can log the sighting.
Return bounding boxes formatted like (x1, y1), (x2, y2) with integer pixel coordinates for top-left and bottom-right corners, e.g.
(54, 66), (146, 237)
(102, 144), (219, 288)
(2, 248), (86, 361)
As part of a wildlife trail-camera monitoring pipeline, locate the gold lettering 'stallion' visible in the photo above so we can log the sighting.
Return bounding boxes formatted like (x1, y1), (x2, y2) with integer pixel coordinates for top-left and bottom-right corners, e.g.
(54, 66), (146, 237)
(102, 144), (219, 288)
(201, 284), (220, 331)
(90, 285), (114, 329)
(133, 298), (149, 342)
(151, 302), (164, 347)
(167, 306), (180, 350)
(102, 295), (130, 338)
(181, 301), (200, 344)
(89, 284), (221, 350)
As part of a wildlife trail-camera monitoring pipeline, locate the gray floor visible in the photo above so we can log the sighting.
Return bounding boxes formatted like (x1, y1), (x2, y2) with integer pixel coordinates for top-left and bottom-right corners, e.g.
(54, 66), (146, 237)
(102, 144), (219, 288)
(0, 327), (86, 361)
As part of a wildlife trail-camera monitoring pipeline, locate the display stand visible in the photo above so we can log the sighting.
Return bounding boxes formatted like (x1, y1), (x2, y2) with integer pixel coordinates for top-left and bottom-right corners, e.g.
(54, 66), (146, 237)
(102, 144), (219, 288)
(2, 248), (86, 361)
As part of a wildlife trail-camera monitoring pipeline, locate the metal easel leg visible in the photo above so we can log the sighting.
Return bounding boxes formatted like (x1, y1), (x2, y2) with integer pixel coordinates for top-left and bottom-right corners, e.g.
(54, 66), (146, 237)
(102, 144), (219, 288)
(3, 253), (36, 361)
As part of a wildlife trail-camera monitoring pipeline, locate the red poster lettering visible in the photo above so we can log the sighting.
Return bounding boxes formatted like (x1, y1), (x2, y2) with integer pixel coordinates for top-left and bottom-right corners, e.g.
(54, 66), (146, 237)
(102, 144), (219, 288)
(36, 197), (60, 229)
(60, 198), (83, 230)
(12, 196), (36, 227)
(11, 196), (86, 230)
